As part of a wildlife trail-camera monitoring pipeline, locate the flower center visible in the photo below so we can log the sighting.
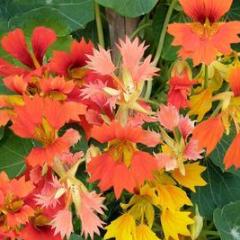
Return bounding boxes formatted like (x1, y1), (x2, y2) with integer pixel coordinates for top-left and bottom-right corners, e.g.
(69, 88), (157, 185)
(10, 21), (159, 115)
(191, 20), (219, 39)
(34, 118), (56, 146)
(31, 209), (50, 228)
(4, 195), (24, 213)
(108, 140), (135, 167)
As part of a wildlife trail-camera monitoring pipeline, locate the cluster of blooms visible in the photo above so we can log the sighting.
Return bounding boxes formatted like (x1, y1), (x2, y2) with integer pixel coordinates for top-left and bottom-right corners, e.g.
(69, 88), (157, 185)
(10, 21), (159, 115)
(168, 0), (240, 170)
(0, 0), (239, 239)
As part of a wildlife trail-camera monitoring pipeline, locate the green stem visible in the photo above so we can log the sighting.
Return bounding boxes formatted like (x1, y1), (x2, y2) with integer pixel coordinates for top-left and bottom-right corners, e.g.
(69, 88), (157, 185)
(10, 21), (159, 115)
(144, 0), (177, 100)
(95, 2), (105, 47)
(130, 22), (151, 39)
(144, 80), (153, 100)
(210, 102), (222, 117)
(153, 0), (177, 66)
(204, 64), (208, 89)
(203, 230), (220, 237)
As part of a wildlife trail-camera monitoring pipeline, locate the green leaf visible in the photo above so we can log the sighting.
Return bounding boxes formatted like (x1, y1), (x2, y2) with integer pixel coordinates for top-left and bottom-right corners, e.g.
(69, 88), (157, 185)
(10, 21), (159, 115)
(1, 0), (95, 35)
(96, 0), (158, 17)
(214, 201), (240, 240)
(161, 34), (178, 61)
(70, 234), (84, 240)
(192, 161), (240, 219)
(226, 0), (240, 21)
(0, 129), (33, 178)
(0, 127), (4, 140)
(9, 7), (71, 36)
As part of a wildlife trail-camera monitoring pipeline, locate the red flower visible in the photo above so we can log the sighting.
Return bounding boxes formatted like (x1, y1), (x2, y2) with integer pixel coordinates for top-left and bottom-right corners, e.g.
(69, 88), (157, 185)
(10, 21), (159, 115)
(49, 39), (94, 78)
(168, 0), (240, 65)
(87, 121), (159, 198)
(168, 73), (195, 109)
(0, 27), (56, 77)
(20, 223), (62, 240)
(11, 96), (85, 166)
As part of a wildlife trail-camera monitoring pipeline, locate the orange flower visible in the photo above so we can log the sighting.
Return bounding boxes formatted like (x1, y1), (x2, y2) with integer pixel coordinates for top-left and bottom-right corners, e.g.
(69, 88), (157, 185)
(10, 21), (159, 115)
(168, 0), (240, 65)
(87, 121), (160, 198)
(224, 133), (240, 169)
(11, 96), (85, 166)
(192, 115), (224, 155)
(0, 172), (34, 234)
(229, 65), (240, 96)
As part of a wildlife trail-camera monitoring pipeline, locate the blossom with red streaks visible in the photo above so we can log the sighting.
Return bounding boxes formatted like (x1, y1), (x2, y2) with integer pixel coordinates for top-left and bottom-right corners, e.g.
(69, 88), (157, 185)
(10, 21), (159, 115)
(49, 39), (93, 79)
(168, 0), (240, 65)
(88, 121), (160, 198)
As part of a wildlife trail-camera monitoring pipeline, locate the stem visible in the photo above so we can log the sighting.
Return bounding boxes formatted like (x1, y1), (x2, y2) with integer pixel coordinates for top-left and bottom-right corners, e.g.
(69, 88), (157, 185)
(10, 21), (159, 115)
(95, 2), (105, 47)
(203, 230), (220, 236)
(204, 65), (208, 89)
(144, 80), (153, 100)
(144, 0), (177, 100)
(130, 22), (151, 39)
(153, 0), (177, 66)
(210, 102), (222, 117)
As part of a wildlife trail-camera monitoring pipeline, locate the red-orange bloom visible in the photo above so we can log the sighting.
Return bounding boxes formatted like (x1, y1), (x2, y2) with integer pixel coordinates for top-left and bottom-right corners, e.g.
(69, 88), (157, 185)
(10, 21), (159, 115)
(229, 65), (240, 96)
(168, 73), (195, 109)
(11, 96), (85, 166)
(168, 0), (240, 65)
(0, 27), (56, 77)
(0, 172), (34, 234)
(192, 115), (224, 155)
(49, 39), (93, 78)
(87, 121), (159, 198)
(224, 133), (240, 169)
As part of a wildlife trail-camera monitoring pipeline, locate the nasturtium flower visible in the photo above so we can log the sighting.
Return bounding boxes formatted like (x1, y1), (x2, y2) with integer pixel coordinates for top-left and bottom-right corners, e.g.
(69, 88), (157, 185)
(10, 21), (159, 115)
(155, 184), (192, 210)
(171, 162), (207, 192)
(135, 224), (160, 240)
(161, 208), (194, 240)
(0, 27), (56, 76)
(50, 38), (94, 79)
(224, 133), (240, 169)
(228, 64), (240, 96)
(11, 95), (85, 166)
(168, 73), (195, 109)
(157, 104), (180, 131)
(192, 115), (224, 155)
(87, 121), (159, 198)
(77, 191), (105, 239)
(0, 172), (34, 235)
(188, 89), (212, 121)
(104, 213), (136, 240)
(51, 209), (73, 239)
(86, 37), (158, 117)
(168, 0), (240, 65)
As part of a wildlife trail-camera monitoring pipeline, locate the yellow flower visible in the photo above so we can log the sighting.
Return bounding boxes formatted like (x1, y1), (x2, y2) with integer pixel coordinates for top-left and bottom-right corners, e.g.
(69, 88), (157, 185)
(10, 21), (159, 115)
(135, 224), (160, 240)
(121, 185), (155, 227)
(188, 89), (212, 121)
(161, 209), (194, 240)
(104, 213), (136, 240)
(155, 184), (192, 210)
(171, 162), (206, 192)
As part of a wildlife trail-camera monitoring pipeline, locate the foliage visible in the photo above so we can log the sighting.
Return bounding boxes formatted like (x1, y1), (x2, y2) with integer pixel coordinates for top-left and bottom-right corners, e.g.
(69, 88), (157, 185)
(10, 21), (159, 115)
(0, 0), (240, 240)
